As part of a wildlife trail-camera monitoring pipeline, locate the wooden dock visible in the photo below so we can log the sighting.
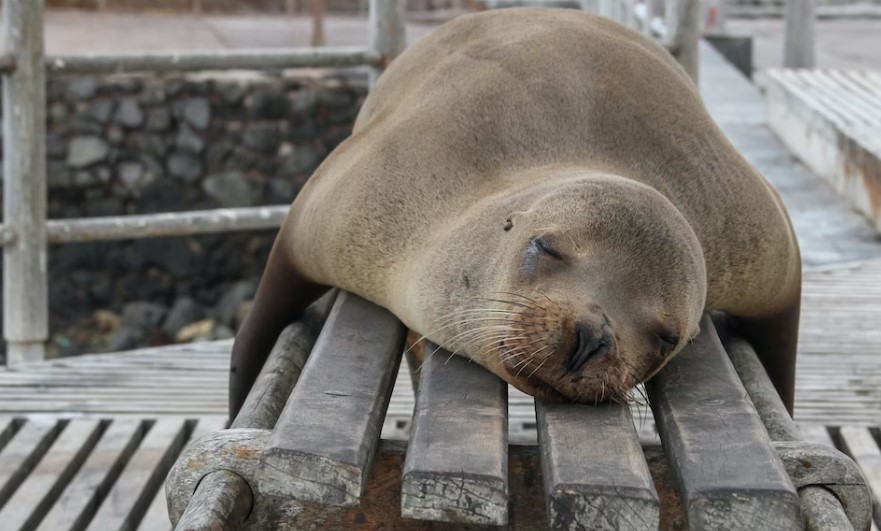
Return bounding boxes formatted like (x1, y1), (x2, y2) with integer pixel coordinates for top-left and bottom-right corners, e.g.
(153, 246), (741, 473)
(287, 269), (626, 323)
(0, 44), (879, 531)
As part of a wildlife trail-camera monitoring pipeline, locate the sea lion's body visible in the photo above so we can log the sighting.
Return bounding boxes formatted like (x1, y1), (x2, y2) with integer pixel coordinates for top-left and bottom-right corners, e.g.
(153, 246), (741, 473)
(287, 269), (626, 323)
(229, 8), (801, 417)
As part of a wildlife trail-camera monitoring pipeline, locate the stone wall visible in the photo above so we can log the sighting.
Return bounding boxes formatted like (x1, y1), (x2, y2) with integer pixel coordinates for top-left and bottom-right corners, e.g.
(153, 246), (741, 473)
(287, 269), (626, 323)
(0, 70), (367, 361)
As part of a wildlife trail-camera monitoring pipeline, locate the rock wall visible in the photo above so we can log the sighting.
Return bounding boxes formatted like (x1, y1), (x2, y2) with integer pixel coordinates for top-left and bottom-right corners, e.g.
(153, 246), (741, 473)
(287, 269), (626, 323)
(0, 71), (367, 360)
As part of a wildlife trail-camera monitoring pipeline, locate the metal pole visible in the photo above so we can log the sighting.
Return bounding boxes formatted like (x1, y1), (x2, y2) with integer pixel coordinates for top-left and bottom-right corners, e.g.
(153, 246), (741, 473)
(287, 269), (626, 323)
(623, 0), (636, 28)
(644, 0), (654, 35)
(368, 0), (406, 87)
(784, 0), (816, 68)
(311, 0), (326, 47)
(2, 0), (48, 364)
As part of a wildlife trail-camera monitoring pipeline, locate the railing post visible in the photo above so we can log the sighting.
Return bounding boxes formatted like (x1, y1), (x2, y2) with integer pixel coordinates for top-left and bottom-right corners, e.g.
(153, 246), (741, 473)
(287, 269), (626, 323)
(368, 0), (406, 87)
(2, 0), (49, 364)
(784, 0), (815, 68)
(679, 0), (700, 82)
(666, 0), (700, 83)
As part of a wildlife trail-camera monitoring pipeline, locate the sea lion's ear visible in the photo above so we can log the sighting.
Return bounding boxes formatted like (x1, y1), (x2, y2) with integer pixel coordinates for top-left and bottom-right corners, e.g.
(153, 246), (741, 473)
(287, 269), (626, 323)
(504, 210), (529, 231)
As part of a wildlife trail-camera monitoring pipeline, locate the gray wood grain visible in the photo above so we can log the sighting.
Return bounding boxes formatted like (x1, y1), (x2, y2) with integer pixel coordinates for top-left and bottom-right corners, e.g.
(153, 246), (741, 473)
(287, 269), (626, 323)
(172, 470), (251, 531)
(2, 0), (49, 363)
(138, 417), (228, 531)
(166, 429), (270, 527)
(232, 291), (336, 430)
(0, 419), (62, 509)
(784, 0), (816, 68)
(231, 322), (317, 430)
(0, 419), (103, 530)
(47, 47), (379, 75)
(259, 291), (405, 506)
(37, 419), (146, 531)
(401, 346), (508, 525)
(645, 315), (801, 530)
(86, 418), (188, 531)
(535, 401), (658, 531)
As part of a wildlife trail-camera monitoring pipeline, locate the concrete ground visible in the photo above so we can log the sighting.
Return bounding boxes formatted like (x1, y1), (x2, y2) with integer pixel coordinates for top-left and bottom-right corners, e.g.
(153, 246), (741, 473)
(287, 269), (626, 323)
(43, 10), (439, 53)
(44, 10), (881, 74)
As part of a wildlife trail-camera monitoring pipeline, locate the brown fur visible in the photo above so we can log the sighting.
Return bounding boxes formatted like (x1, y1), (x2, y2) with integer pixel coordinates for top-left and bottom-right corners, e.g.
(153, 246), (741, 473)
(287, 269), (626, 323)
(230, 8), (801, 417)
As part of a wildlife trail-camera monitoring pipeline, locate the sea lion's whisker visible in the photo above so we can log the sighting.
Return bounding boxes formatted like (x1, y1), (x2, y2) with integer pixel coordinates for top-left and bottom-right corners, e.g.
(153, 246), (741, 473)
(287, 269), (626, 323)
(526, 348), (551, 378)
(444, 325), (522, 348)
(453, 333), (526, 355)
(477, 297), (537, 311)
(488, 291), (543, 306)
(447, 331), (522, 354)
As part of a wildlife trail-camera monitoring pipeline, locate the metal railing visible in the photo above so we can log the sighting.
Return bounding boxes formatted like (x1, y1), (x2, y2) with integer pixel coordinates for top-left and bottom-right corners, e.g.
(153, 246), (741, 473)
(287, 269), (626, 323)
(0, 0), (406, 364)
(0, 0), (692, 365)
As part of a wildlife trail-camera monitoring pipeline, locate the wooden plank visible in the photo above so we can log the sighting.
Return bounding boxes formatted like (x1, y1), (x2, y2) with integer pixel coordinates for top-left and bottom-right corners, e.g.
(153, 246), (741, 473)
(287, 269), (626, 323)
(0, 419), (103, 530)
(368, 0), (406, 85)
(38, 419), (146, 531)
(0, 417), (18, 451)
(535, 400), (658, 530)
(646, 316), (801, 530)
(137, 417), (228, 531)
(232, 322), (318, 430)
(0, 419), (63, 509)
(47, 47), (379, 75)
(401, 347), (508, 525)
(838, 426), (881, 525)
(259, 291), (405, 507)
(2, 0), (49, 363)
(46, 206), (288, 243)
(86, 418), (188, 531)
(171, 470), (251, 531)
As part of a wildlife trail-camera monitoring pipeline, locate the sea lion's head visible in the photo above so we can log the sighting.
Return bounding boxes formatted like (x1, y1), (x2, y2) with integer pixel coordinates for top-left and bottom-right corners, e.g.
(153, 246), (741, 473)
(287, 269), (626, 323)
(405, 171), (706, 404)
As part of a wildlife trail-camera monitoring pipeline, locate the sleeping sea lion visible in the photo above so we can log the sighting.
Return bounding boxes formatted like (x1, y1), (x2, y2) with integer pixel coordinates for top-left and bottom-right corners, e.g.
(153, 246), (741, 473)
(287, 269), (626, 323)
(229, 8), (801, 417)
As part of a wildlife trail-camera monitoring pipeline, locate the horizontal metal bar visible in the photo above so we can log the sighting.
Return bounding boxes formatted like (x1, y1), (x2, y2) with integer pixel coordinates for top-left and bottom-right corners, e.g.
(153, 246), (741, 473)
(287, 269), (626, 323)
(44, 205), (290, 243)
(0, 54), (16, 75)
(46, 46), (381, 75)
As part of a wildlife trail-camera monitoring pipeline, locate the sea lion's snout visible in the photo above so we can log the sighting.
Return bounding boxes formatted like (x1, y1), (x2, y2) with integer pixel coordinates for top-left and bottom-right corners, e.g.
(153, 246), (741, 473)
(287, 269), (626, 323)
(566, 322), (615, 373)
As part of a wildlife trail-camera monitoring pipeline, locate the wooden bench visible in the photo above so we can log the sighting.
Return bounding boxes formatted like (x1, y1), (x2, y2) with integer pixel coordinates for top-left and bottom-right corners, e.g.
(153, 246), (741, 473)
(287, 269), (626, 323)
(166, 290), (872, 531)
(765, 69), (881, 234)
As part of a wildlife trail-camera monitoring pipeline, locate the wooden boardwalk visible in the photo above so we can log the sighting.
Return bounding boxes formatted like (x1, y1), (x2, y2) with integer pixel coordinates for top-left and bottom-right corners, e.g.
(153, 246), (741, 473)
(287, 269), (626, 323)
(0, 44), (879, 530)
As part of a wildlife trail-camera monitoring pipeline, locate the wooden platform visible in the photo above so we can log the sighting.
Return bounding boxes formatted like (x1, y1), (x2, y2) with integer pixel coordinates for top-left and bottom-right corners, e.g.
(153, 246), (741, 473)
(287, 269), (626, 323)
(765, 69), (881, 233)
(1, 43), (880, 531)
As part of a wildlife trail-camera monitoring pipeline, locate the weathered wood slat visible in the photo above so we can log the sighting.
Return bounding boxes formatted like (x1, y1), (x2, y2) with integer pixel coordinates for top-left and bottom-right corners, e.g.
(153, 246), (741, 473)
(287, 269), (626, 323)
(401, 346), (508, 525)
(0, 417), (18, 450)
(86, 418), (188, 531)
(259, 291), (405, 506)
(2, 0), (50, 364)
(172, 470), (251, 531)
(765, 68), (881, 233)
(231, 321), (318, 430)
(535, 400), (657, 530)
(137, 417), (228, 531)
(798, 423), (836, 447)
(646, 316), (801, 530)
(0, 419), (103, 530)
(0, 420), (63, 509)
(837, 426), (881, 525)
(37, 419), (146, 531)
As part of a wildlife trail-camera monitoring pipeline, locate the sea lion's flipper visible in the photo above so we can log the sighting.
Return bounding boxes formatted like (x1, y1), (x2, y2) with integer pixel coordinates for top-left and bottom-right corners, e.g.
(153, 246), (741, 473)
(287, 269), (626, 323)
(731, 296), (801, 416)
(228, 229), (327, 420)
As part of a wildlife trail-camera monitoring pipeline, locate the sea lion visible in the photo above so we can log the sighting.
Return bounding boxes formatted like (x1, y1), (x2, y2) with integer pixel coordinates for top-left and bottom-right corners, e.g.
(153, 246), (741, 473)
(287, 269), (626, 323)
(229, 8), (801, 418)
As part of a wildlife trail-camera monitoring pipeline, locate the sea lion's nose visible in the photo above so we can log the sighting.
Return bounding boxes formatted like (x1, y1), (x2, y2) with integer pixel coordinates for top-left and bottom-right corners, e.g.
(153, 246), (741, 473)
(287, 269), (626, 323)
(566, 323), (612, 373)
